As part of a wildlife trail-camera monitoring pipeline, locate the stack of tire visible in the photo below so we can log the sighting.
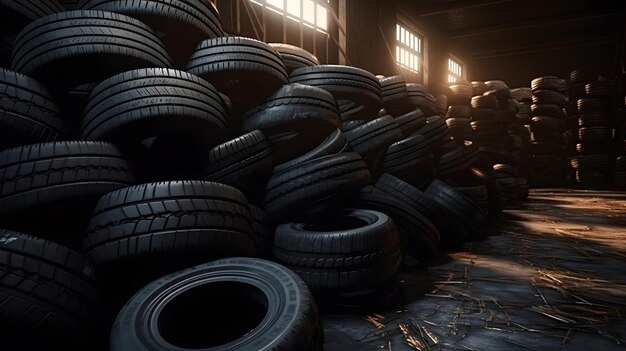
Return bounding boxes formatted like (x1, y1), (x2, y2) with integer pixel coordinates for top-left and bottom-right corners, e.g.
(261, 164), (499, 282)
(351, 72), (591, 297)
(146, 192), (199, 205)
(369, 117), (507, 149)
(467, 80), (529, 201)
(571, 71), (617, 187)
(510, 87), (533, 178)
(446, 81), (474, 146)
(528, 76), (569, 187)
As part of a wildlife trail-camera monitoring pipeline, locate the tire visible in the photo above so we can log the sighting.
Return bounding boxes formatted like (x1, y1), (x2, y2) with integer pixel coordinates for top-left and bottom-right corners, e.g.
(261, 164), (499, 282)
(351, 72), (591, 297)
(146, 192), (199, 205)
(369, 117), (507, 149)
(585, 80), (615, 97)
(110, 257), (323, 351)
(380, 76), (412, 116)
(532, 89), (566, 106)
(570, 68), (598, 84)
(248, 204), (273, 258)
(382, 133), (432, 187)
(273, 128), (348, 174)
(81, 68), (228, 147)
(415, 116), (451, 152)
(454, 185), (489, 219)
(0, 68), (66, 150)
(531, 76), (567, 92)
(373, 173), (440, 220)
(186, 36), (288, 109)
(241, 83), (341, 164)
(84, 181), (256, 278)
(344, 115), (404, 173)
(0, 141), (134, 216)
(274, 209), (402, 292)
(446, 105), (471, 118)
(205, 130), (273, 200)
(352, 188), (439, 262)
(576, 142), (613, 155)
(80, 0), (224, 68)
(530, 104), (565, 118)
(570, 154), (613, 171)
(579, 127), (613, 142)
(471, 95), (498, 109)
(290, 65), (382, 123)
(425, 180), (482, 242)
(264, 152), (371, 222)
(0, 0), (65, 66)
(0, 229), (98, 343)
(436, 146), (466, 178)
(531, 116), (560, 131)
(578, 113), (613, 127)
(268, 43), (320, 74)
(10, 10), (173, 85)
(577, 98), (612, 113)
(342, 119), (366, 132)
(394, 109), (426, 136)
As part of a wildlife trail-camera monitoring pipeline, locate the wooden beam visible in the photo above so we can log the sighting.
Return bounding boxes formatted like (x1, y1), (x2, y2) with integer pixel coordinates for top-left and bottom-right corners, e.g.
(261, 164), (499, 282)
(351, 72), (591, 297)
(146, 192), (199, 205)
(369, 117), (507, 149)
(450, 11), (622, 39)
(408, 0), (514, 17)
(470, 37), (617, 59)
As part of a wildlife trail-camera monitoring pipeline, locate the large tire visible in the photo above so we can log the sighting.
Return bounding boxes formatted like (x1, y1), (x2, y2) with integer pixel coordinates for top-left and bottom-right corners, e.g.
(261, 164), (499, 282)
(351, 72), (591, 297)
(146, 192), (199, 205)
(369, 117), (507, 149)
(273, 128), (348, 174)
(394, 109), (426, 136)
(353, 187), (439, 262)
(425, 180), (481, 244)
(274, 209), (402, 292)
(81, 68), (228, 147)
(186, 36), (288, 109)
(204, 130), (273, 201)
(10, 10), (173, 86)
(264, 152), (371, 222)
(79, 0), (224, 68)
(84, 181), (256, 281)
(248, 204), (273, 258)
(380, 75), (412, 116)
(0, 141), (134, 216)
(382, 133), (433, 187)
(0, 0), (65, 66)
(269, 43), (320, 74)
(241, 83), (341, 164)
(0, 68), (66, 150)
(290, 65), (383, 122)
(344, 115), (403, 174)
(0, 229), (98, 343)
(110, 257), (323, 351)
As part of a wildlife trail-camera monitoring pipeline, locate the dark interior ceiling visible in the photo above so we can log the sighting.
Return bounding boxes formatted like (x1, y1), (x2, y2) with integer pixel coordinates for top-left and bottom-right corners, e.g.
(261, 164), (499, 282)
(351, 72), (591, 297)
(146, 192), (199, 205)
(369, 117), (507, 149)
(399, 0), (626, 87)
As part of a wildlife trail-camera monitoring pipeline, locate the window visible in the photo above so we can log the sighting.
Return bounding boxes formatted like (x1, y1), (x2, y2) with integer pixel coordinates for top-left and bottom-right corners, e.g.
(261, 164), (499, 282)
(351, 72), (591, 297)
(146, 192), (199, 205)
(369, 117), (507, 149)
(250, 0), (329, 32)
(395, 23), (422, 73)
(448, 57), (464, 83)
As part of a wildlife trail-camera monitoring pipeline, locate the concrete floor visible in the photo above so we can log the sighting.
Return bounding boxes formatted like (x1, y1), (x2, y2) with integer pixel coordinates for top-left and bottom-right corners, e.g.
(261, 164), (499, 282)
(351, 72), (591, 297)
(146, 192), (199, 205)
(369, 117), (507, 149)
(323, 189), (626, 351)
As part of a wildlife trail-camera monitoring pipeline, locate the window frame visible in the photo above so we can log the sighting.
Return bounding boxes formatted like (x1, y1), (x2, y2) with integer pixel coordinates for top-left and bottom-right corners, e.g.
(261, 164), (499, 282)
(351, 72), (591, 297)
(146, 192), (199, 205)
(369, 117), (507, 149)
(395, 22), (423, 74)
(249, 0), (330, 33)
(448, 55), (465, 83)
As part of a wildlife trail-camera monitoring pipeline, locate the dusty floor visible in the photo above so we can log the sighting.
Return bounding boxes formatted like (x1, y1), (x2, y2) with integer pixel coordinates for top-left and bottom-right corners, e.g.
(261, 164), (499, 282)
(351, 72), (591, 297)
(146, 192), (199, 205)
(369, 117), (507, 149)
(323, 189), (626, 351)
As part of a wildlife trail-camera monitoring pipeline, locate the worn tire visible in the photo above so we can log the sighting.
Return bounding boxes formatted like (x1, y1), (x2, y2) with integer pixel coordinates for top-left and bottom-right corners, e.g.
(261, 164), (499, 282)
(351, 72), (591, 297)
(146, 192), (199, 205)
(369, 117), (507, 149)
(0, 141), (134, 217)
(81, 68), (228, 146)
(241, 83), (341, 164)
(80, 0), (224, 68)
(84, 181), (256, 278)
(110, 257), (323, 351)
(274, 209), (402, 292)
(0, 229), (98, 343)
(186, 36), (288, 108)
(394, 109), (426, 136)
(273, 128), (348, 174)
(269, 43), (320, 74)
(264, 152), (371, 222)
(344, 115), (403, 174)
(10, 10), (173, 85)
(0, 68), (66, 150)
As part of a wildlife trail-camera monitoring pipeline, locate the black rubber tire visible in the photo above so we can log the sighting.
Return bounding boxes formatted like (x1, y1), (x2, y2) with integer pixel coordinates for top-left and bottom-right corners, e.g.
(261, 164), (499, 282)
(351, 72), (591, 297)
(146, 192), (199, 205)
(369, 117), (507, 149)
(373, 173), (440, 220)
(186, 36), (288, 109)
(0, 141), (134, 216)
(80, 0), (224, 68)
(380, 76), (412, 116)
(84, 181), (256, 277)
(0, 68), (66, 150)
(342, 119), (366, 132)
(585, 80), (616, 97)
(577, 98), (613, 113)
(81, 68), (228, 147)
(578, 113), (613, 127)
(570, 68), (598, 84)
(274, 209), (402, 292)
(453, 185), (489, 219)
(248, 204), (273, 258)
(273, 128), (348, 174)
(425, 180), (482, 242)
(394, 109), (426, 136)
(241, 83), (341, 164)
(579, 127), (613, 142)
(531, 116), (560, 131)
(382, 133), (432, 187)
(0, 0), (65, 66)
(352, 187), (439, 262)
(576, 142), (613, 155)
(531, 76), (568, 92)
(290, 65), (382, 123)
(264, 152), (371, 222)
(530, 103), (565, 118)
(446, 105), (471, 119)
(204, 130), (273, 200)
(532, 89), (566, 107)
(344, 115), (403, 174)
(268, 43), (320, 74)
(471, 95), (498, 110)
(0, 229), (98, 343)
(110, 257), (323, 351)
(10, 10), (173, 86)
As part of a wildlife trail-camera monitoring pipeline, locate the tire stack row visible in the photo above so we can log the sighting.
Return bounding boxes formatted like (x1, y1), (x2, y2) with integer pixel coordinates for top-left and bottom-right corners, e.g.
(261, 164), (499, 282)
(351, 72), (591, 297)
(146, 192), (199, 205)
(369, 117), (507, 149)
(0, 2), (531, 349)
(510, 87), (533, 178)
(570, 69), (618, 187)
(445, 81), (474, 147)
(528, 76), (569, 187)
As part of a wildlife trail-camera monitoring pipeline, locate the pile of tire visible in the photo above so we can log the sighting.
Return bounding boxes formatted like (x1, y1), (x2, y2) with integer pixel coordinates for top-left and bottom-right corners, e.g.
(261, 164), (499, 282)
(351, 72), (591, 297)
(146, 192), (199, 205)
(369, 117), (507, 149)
(446, 81), (474, 146)
(570, 69), (618, 187)
(0, 1), (528, 349)
(528, 76), (569, 187)
(510, 87), (533, 178)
